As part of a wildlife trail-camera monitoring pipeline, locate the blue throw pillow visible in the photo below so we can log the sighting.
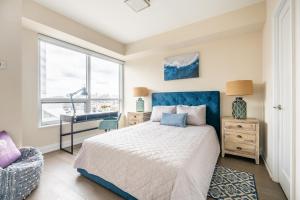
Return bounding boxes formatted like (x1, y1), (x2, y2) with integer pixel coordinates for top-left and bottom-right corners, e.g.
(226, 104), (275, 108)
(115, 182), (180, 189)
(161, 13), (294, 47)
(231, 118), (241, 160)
(160, 113), (187, 127)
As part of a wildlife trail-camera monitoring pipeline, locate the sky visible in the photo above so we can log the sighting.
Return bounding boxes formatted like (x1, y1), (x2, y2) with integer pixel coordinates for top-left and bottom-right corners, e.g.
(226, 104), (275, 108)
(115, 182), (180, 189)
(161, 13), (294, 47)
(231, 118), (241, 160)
(40, 41), (119, 99)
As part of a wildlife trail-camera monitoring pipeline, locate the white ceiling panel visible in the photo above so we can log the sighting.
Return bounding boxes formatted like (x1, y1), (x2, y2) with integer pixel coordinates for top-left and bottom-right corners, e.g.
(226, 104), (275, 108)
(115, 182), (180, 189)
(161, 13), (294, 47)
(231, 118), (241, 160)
(33, 0), (263, 43)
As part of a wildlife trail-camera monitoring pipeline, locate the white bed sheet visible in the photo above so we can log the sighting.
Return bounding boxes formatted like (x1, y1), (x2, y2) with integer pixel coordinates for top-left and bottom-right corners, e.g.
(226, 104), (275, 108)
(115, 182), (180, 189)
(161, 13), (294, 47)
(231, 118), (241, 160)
(74, 122), (220, 200)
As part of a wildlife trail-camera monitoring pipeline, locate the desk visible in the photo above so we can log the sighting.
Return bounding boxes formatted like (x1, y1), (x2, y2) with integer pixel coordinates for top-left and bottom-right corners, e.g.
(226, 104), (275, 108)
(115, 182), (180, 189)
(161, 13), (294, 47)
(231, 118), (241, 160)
(60, 112), (118, 154)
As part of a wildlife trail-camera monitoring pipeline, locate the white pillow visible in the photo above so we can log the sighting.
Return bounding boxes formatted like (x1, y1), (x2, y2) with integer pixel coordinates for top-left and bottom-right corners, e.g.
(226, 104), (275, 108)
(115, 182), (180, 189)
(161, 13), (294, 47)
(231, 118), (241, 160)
(176, 105), (206, 126)
(151, 106), (176, 122)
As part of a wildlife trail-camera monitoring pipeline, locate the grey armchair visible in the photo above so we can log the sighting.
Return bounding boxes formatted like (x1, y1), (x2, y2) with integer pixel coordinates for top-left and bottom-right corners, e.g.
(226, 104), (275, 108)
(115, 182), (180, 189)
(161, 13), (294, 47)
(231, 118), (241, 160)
(0, 147), (43, 200)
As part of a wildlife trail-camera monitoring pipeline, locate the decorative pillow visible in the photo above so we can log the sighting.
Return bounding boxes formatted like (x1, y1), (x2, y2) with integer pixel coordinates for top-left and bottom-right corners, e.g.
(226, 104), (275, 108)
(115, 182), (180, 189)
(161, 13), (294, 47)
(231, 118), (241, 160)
(176, 105), (206, 126)
(160, 113), (188, 127)
(0, 131), (21, 168)
(150, 106), (176, 122)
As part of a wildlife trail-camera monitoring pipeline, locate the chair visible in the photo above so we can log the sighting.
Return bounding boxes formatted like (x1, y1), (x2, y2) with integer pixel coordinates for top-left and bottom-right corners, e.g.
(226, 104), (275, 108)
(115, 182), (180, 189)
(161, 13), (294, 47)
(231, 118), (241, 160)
(0, 147), (43, 200)
(99, 113), (121, 132)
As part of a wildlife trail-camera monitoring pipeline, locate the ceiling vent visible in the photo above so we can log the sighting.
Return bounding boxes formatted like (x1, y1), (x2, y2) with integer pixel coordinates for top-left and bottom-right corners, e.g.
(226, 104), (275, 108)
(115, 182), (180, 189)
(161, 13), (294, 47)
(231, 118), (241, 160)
(125, 0), (150, 12)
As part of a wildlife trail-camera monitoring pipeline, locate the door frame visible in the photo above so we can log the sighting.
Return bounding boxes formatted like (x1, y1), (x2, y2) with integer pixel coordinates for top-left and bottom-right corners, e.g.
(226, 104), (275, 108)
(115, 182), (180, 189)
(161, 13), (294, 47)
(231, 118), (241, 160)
(272, 0), (296, 199)
(295, 0), (300, 199)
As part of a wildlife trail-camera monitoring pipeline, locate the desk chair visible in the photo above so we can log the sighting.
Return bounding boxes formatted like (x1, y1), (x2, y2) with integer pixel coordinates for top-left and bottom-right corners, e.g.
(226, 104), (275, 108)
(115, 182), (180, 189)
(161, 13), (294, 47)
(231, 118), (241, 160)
(98, 113), (121, 132)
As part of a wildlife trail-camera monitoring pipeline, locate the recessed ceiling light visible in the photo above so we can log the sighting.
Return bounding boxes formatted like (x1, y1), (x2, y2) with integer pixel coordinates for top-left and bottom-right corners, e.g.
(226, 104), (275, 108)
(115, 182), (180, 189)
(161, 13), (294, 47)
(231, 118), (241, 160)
(125, 0), (150, 12)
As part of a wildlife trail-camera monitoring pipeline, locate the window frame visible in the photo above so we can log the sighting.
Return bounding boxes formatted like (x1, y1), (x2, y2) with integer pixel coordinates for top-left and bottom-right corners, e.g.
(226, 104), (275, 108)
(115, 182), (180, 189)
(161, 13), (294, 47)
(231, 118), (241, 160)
(38, 35), (124, 127)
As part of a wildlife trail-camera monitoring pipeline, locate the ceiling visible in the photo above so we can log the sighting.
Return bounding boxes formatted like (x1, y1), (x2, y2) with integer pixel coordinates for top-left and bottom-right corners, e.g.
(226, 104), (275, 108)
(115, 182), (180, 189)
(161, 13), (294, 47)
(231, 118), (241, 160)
(33, 0), (263, 44)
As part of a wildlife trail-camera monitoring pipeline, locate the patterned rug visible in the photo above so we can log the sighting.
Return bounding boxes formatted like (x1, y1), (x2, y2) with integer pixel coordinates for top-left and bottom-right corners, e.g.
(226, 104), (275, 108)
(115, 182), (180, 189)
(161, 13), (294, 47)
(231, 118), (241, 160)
(208, 165), (258, 200)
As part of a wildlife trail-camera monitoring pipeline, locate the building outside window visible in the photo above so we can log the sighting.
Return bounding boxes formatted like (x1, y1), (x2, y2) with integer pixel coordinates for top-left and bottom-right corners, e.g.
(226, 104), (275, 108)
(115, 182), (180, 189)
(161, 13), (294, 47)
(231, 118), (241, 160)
(39, 36), (123, 126)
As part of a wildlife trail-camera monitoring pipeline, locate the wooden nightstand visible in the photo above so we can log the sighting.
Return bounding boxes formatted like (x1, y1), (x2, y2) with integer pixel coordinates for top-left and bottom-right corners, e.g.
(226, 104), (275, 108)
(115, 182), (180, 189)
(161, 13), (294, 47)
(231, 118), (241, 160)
(221, 117), (260, 164)
(127, 112), (151, 126)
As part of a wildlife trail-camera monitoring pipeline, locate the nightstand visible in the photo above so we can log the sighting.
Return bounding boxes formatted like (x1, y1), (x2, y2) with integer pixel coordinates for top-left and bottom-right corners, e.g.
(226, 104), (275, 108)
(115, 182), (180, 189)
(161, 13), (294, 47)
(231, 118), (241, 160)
(221, 117), (260, 164)
(127, 112), (151, 126)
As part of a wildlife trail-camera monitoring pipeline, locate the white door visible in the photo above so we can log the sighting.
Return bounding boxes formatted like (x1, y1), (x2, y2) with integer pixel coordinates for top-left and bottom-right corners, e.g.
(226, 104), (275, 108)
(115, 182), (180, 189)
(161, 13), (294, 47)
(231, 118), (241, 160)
(274, 0), (292, 198)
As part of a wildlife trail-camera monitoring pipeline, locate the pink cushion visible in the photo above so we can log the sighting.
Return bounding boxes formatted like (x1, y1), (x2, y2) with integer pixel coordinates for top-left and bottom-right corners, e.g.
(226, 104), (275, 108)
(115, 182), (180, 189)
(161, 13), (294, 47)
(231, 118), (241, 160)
(0, 131), (21, 168)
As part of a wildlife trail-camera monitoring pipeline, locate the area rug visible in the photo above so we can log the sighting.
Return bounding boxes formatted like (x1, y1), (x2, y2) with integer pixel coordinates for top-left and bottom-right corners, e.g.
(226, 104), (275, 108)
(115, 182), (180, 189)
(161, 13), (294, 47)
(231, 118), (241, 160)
(208, 165), (258, 200)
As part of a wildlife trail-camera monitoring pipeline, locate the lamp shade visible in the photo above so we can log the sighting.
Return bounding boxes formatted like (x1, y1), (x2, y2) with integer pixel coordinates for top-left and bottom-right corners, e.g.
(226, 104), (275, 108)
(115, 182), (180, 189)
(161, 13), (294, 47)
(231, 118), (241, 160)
(226, 80), (253, 96)
(133, 87), (149, 97)
(80, 87), (88, 96)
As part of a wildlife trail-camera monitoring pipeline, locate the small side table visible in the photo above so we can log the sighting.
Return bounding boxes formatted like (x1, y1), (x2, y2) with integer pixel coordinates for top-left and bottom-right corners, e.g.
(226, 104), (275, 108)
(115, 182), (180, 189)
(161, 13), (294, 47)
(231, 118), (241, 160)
(127, 112), (151, 126)
(221, 116), (260, 164)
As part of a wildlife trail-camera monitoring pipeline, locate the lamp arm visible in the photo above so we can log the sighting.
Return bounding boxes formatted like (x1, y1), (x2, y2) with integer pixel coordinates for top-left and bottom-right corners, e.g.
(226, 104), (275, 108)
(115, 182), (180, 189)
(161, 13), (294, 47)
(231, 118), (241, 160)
(69, 87), (88, 116)
(70, 87), (84, 96)
(70, 95), (76, 116)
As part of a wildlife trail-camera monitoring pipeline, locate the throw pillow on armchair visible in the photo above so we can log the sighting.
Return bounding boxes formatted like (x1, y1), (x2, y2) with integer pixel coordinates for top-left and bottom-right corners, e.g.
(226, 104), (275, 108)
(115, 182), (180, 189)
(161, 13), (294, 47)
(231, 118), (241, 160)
(0, 131), (21, 168)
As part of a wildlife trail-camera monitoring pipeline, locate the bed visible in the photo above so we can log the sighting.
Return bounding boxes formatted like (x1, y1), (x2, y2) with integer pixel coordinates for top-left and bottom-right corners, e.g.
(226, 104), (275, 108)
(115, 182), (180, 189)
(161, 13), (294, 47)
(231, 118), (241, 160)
(74, 91), (220, 200)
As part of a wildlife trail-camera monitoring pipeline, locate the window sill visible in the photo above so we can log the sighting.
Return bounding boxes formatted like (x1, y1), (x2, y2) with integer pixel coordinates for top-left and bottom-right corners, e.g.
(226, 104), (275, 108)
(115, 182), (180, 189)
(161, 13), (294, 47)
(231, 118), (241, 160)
(38, 123), (66, 129)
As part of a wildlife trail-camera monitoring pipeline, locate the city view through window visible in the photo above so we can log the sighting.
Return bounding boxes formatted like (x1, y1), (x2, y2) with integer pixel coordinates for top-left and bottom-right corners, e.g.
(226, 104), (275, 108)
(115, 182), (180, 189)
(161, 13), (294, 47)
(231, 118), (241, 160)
(39, 38), (122, 126)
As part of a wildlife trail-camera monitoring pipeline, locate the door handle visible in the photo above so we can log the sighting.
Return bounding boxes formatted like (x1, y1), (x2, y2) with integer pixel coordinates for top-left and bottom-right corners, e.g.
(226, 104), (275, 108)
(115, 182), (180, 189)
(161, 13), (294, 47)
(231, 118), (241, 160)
(273, 105), (282, 110)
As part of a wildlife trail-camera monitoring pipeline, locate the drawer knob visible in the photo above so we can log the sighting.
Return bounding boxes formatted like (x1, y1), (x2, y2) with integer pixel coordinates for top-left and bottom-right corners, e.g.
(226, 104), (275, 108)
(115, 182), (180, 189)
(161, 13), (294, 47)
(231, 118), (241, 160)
(236, 147), (242, 150)
(237, 125), (243, 128)
(237, 135), (242, 138)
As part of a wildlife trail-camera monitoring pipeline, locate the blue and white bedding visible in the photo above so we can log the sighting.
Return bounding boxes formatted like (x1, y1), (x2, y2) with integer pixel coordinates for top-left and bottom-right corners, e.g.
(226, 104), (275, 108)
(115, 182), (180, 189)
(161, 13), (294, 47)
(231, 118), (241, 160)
(74, 122), (220, 200)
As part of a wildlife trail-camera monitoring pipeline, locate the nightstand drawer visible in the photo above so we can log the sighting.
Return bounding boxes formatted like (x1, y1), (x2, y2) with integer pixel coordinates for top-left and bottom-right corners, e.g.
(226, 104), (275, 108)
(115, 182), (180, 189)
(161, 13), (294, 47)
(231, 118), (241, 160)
(128, 120), (142, 125)
(127, 112), (151, 126)
(128, 113), (143, 121)
(224, 142), (256, 155)
(224, 122), (256, 131)
(224, 131), (256, 144)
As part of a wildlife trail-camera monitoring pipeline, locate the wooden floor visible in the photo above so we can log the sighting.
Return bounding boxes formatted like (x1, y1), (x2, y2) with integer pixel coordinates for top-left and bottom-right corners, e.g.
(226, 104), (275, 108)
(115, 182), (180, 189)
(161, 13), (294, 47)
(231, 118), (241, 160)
(27, 145), (287, 200)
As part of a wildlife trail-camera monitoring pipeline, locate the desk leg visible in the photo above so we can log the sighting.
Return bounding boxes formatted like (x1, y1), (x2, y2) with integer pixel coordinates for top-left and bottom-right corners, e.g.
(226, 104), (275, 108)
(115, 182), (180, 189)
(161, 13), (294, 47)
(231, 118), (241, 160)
(71, 120), (74, 154)
(60, 118), (75, 155)
(60, 118), (62, 150)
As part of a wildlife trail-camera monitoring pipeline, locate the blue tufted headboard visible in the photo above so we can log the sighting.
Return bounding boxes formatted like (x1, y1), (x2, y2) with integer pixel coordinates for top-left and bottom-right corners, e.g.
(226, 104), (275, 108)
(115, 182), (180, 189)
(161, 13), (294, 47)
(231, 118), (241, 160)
(152, 91), (221, 138)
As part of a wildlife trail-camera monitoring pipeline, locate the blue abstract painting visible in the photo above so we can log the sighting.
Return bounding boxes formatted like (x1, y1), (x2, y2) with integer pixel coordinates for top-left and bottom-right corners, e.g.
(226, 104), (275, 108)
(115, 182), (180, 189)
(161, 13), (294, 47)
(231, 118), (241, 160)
(164, 52), (199, 81)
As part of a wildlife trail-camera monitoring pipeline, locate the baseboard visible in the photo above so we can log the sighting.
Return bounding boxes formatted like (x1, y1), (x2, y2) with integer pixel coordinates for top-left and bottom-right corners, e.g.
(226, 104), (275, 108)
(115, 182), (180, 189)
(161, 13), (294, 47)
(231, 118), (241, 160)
(38, 135), (91, 154)
(262, 155), (278, 182)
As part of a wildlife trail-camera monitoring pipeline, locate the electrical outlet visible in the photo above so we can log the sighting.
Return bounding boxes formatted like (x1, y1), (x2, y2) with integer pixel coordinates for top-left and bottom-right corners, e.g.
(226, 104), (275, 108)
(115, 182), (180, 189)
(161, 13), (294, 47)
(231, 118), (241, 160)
(0, 60), (7, 70)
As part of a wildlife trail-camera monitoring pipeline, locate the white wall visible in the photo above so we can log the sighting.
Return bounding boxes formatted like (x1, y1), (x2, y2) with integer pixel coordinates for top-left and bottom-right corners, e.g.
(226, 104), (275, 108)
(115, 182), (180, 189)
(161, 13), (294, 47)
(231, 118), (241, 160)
(0, 0), (22, 146)
(124, 31), (264, 139)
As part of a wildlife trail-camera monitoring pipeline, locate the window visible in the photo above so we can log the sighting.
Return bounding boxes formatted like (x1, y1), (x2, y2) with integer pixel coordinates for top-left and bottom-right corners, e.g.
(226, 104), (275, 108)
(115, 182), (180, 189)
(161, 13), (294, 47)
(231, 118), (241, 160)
(39, 36), (123, 126)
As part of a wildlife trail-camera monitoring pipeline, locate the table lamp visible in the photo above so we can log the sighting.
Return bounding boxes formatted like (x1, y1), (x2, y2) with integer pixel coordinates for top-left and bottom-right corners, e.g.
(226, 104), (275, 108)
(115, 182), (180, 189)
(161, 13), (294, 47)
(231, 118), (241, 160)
(226, 80), (253, 119)
(133, 87), (149, 112)
(69, 87), (88, 116)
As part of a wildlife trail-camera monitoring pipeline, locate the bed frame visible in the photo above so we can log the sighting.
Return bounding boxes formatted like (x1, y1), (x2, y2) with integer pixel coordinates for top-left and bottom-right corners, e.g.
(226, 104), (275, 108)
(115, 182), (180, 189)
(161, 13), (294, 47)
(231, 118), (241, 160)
(78, 91), (220, 200)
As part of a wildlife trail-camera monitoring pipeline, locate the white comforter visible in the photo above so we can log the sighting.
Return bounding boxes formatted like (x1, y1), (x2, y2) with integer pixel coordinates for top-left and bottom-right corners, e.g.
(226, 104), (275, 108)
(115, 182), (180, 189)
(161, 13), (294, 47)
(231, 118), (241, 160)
(74, 122), (220, 200)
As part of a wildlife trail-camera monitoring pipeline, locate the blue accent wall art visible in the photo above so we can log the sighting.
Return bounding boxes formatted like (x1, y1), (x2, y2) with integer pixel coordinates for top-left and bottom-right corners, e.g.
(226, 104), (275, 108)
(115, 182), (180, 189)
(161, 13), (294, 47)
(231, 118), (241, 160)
(164, 52), (199, 81)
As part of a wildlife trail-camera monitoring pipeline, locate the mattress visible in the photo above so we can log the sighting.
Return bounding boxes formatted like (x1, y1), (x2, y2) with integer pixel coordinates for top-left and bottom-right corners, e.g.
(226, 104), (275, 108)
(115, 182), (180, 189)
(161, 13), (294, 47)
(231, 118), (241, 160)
(74, 122), (220, 200)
